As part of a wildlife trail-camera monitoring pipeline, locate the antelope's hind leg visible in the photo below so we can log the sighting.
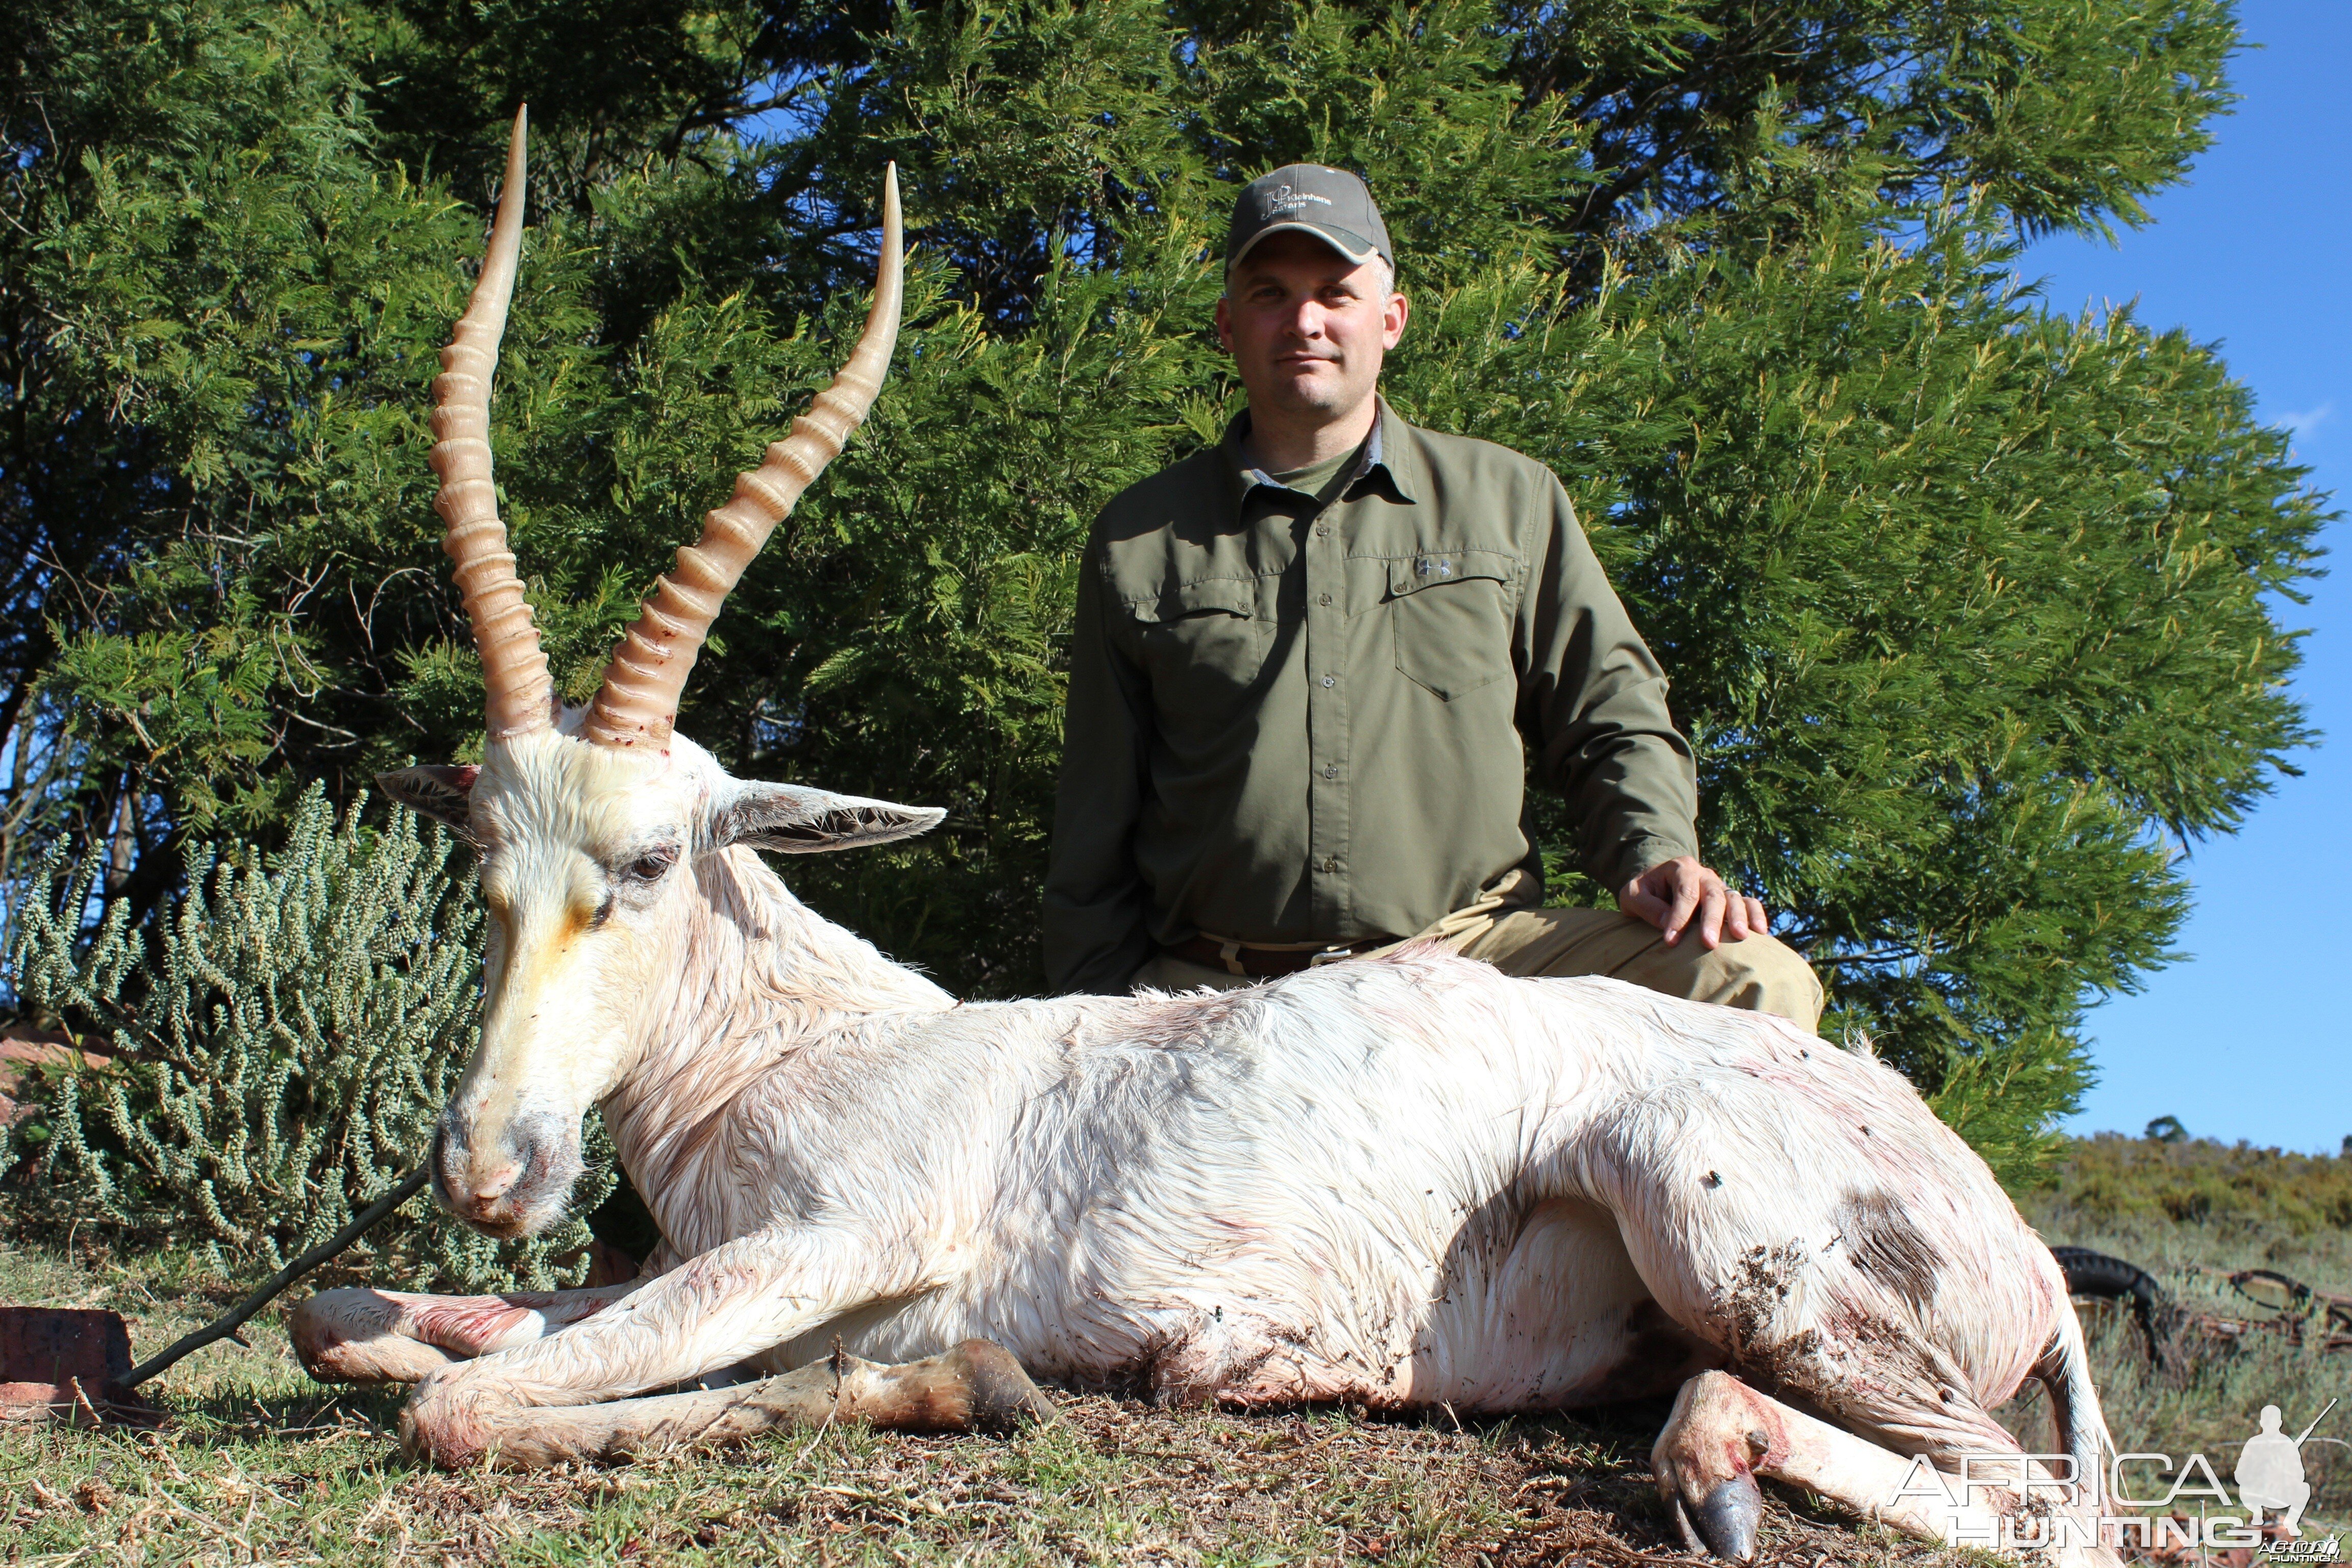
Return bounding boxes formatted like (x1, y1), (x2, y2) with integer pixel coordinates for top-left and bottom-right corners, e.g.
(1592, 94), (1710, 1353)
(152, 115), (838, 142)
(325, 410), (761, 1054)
(1650, 1370), (2118, 1567)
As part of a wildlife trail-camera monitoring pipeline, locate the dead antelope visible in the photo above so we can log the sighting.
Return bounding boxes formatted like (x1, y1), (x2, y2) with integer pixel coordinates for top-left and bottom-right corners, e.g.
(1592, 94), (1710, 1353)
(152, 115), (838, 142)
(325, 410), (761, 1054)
(297, 109), (2123, 1566)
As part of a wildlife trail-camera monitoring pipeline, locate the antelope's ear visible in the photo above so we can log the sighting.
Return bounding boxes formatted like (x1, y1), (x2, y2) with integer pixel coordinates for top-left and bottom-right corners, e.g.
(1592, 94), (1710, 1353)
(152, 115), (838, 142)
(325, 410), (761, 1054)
(377, 765), (481, 840)
(712, 781), (945, 855)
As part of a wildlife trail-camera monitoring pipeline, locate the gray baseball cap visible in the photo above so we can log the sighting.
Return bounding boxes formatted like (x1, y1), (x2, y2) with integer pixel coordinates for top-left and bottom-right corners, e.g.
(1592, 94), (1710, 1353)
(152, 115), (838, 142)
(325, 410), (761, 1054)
(1225, 164), (1393, 273)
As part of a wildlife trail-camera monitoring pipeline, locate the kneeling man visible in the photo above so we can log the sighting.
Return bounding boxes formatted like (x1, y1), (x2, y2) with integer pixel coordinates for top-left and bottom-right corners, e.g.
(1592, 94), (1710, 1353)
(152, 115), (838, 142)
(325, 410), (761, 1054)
(1044, 164), (1820, 1030)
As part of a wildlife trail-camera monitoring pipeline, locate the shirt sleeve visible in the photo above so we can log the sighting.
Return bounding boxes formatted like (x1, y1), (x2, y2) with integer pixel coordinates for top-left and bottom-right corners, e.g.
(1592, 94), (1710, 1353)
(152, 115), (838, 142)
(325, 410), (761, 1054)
(1042, 541), (1158, 992)
(1516, 477), (1700, 891)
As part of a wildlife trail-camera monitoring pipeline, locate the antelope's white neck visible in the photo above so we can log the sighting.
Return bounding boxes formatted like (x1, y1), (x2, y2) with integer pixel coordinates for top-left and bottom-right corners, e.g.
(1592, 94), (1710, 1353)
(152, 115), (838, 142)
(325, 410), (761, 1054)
(598, 844), (953, 1231)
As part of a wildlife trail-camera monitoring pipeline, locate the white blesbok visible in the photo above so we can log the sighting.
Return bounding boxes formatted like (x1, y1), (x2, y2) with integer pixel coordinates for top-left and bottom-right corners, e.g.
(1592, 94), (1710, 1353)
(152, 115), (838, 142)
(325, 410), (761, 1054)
(297, 110), (2123, 1566)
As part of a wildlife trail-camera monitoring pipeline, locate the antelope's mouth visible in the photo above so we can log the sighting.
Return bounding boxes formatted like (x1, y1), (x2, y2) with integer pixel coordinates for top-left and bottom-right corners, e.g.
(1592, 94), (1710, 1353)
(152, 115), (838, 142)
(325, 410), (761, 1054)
(432, 1112), (583, 1240)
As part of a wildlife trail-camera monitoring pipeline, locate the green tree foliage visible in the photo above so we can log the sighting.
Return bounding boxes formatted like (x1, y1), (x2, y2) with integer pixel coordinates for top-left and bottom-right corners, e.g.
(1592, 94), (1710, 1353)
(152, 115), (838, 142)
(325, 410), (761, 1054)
(1, 0), (2326, 1178)
(7, 783), (613, 1288)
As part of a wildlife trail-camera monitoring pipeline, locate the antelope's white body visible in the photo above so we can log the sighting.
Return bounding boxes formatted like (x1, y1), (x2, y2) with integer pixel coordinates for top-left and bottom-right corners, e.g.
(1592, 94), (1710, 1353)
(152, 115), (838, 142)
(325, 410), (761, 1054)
(301, 727), (2120, 1565)
(610, 845), (2035, 1430)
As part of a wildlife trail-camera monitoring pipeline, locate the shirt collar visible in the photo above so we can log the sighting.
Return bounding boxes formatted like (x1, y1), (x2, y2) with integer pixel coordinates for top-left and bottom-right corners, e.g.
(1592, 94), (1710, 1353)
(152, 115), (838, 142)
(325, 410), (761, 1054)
(1367, 399), (1421, 503)
(1217, 398), (1420, 511)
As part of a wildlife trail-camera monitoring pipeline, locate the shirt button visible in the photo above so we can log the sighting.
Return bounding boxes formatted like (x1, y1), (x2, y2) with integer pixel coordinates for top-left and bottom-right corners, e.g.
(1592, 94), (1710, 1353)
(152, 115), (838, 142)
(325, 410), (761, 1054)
(1317, 593), (1333, 607)
(1320, 674), (1336, 688)
(1322, 856), (1342, 872)
(1315, 525), (1331, 538)
(1322, 765), (1338, 779)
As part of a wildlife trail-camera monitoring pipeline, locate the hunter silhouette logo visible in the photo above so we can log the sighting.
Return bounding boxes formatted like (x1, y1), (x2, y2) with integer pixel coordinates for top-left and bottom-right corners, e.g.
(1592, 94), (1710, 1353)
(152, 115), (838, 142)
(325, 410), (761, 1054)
(1892, 1398), (2344, 1556)
(2236, 1401), (2325, 1534)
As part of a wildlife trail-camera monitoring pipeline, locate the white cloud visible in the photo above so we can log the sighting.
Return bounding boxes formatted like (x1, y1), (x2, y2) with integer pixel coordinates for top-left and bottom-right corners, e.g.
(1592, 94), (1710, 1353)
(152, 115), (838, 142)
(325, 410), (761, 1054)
(2275, 401), (2333, 439)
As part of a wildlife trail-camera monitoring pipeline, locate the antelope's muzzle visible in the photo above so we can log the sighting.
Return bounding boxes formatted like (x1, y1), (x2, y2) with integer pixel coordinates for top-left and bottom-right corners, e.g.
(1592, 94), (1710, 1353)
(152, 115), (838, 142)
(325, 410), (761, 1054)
(432, 1108), (580, 1238)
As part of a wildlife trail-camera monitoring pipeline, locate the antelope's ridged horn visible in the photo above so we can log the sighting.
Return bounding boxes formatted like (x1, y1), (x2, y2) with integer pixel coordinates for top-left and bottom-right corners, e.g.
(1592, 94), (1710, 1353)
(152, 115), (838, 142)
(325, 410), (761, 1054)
(431, 105), (553, 740)
(582, 164), (904, 751)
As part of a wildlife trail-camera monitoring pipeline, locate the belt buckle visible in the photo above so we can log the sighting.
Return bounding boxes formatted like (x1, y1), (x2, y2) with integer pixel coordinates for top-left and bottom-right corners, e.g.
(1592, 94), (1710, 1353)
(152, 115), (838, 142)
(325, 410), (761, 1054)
(1306, 943), (1357, 968)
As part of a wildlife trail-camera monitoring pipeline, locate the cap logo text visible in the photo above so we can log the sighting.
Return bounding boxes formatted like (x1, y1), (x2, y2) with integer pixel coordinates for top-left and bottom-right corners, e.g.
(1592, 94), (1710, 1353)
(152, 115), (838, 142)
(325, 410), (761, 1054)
(1264, 183), (1335, 214)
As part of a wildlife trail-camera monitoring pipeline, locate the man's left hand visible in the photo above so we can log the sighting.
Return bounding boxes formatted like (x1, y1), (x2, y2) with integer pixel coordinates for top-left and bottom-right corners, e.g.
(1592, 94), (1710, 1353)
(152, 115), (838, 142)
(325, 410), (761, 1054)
(1617, 856), (1769, 949)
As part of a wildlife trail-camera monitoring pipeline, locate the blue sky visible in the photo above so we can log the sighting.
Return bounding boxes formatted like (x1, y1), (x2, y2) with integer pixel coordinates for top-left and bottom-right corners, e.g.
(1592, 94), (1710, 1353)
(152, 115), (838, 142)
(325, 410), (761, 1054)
(2025, 0), (2347, 1154)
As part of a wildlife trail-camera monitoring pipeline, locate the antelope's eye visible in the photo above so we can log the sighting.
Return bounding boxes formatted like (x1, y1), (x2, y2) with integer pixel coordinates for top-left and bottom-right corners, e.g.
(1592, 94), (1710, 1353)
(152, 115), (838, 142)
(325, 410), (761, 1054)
(623, 846), (678, 884)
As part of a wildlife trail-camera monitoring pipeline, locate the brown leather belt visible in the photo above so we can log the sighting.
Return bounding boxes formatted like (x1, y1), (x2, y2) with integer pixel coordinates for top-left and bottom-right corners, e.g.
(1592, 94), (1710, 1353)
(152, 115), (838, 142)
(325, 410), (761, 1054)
(1165, 934), (1396, 977)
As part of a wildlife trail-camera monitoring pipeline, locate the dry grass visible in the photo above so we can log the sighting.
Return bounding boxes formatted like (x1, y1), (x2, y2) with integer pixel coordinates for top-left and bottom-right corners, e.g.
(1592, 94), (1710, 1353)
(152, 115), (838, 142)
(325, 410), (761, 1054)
(0, 1242), (1988, 1567)
(2012, 1171), (2352, 1525)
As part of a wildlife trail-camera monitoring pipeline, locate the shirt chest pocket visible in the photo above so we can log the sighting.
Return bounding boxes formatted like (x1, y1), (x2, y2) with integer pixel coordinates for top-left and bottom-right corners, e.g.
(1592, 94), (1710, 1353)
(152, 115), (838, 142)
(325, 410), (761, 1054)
(1387, 552), (1514, 701)
(1124, 577), (1272, 698)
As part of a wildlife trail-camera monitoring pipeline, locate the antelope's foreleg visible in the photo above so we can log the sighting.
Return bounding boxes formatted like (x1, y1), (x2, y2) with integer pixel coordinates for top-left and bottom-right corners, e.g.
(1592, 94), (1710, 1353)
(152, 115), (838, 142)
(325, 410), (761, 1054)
(293, 1278), (648, 1385)
(1652, 1371), (2119, 1566)
(398, 1223), (1052, 1469)
(402, 1339), (1053, 1469)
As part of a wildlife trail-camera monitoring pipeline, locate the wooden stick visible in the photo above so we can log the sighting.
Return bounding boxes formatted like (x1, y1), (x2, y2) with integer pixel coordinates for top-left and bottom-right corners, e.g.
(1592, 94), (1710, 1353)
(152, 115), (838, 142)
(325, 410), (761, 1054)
(118, 1166), (430, 1391)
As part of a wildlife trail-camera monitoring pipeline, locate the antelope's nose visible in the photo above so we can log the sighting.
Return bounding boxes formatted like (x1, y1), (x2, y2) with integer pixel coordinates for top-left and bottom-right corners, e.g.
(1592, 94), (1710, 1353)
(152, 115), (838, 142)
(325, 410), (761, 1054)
(432, 1119), (522, 1215)
(469, 1162), (522, 1206)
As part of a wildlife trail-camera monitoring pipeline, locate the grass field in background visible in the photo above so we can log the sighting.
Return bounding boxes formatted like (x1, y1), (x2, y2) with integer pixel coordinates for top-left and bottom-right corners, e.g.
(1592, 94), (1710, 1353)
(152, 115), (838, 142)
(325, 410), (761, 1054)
(2008, 1135), (2352, 1524)
(1, 1135), (2344, 1565)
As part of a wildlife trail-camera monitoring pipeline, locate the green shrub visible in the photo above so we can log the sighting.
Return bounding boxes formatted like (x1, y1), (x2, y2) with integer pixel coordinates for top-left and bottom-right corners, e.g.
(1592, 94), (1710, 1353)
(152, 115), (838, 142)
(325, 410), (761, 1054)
(2037, 1133), (2352, 1237)
(5, 783), (612, 1290)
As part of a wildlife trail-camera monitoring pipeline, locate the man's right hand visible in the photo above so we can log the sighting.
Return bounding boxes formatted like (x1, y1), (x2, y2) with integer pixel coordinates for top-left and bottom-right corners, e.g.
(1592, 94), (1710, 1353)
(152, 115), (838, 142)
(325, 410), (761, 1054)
(1617, 856), (1769, 950)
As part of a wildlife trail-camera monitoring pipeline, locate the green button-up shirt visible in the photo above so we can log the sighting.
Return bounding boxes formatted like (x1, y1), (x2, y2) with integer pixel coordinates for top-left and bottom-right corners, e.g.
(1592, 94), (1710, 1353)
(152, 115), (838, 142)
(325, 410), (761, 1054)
(1042, 402), (1698, 993)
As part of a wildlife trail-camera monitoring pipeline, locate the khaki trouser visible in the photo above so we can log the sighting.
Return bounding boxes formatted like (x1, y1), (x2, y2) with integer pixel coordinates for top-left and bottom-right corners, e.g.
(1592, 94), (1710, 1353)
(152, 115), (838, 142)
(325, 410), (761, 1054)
(1133, 869), (1825, 1033)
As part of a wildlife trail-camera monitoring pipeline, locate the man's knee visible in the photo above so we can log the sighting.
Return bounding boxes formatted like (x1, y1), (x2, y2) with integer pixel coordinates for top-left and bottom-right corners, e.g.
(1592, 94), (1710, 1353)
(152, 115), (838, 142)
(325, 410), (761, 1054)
(1603, 923), (1823, 1033)
(1466, 905), (1824, 1033)
(1680, 932), (1823, 1033)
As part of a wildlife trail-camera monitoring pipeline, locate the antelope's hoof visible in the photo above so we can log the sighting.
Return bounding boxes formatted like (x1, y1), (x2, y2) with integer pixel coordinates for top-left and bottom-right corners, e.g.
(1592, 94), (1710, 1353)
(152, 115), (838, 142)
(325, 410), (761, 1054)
(1652, 1370), (1775, 1560)
(292, 1289), (456, 1385)
(399, 1375), (493, 1470)
(939, 1338), (1058, 1431)
(1684, 1473), (1762, 1560)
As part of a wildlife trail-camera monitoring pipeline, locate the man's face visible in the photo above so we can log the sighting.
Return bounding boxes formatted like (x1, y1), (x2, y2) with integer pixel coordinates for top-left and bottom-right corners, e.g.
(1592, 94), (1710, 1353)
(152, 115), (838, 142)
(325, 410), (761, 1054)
(1215, 231), (1407, 428)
